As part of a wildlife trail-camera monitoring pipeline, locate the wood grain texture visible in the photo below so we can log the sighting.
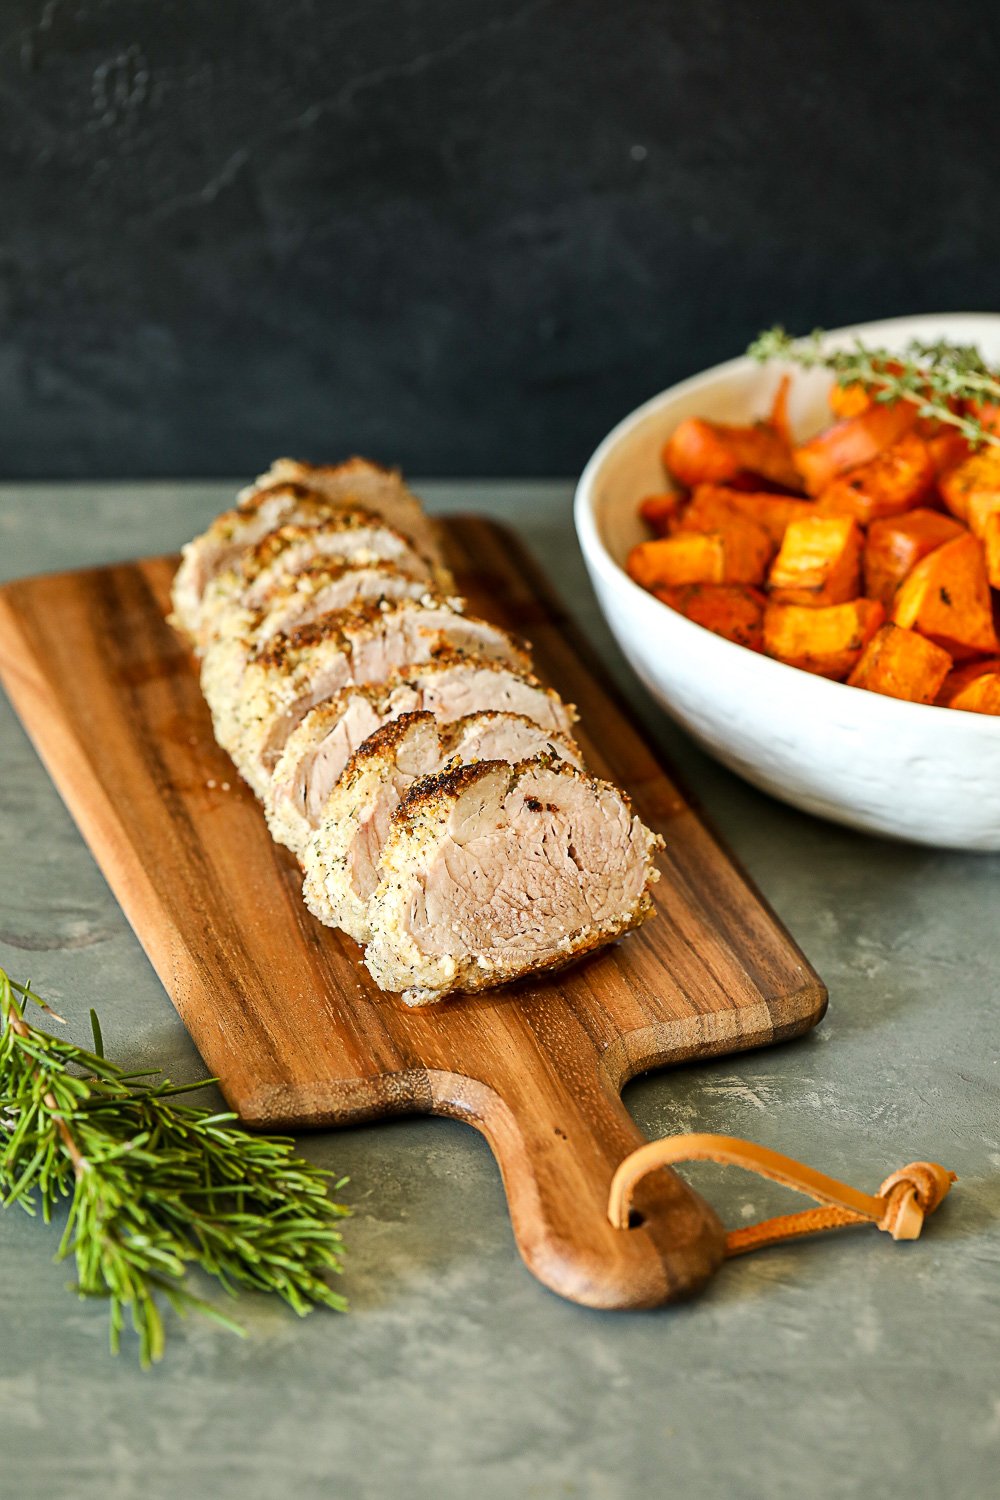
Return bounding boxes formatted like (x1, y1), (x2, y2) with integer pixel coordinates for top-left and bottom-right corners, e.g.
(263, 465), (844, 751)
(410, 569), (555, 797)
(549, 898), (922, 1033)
(0, 517), (827, 1309)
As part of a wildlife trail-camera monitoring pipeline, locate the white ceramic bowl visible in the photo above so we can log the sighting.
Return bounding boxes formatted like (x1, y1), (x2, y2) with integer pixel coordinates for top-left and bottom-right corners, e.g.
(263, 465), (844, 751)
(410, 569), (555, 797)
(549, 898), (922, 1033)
(575, 313), (1000, 850)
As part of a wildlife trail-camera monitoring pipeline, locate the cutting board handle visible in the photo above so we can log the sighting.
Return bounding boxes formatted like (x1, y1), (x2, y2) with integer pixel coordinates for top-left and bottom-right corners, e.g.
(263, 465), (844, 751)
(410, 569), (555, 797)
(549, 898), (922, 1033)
(429, 1033), (727, 1310)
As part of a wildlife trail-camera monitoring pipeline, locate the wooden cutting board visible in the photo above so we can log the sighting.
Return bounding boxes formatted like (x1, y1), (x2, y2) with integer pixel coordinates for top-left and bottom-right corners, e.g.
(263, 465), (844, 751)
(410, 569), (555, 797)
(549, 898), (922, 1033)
(0, 517), (826, 1310)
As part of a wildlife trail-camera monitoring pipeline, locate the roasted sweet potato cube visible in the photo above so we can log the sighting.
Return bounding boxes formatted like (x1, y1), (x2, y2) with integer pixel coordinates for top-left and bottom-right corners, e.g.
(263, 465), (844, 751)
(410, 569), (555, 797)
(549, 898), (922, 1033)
(627, 518), (771, 590)
(938, 658), (1000, 715)
(938, 447), (1000, 531)
(654, 584), (766, 650)
(828, 380), (872, 420)
(663, 417), (801, 492)
(925, 429), (972, 477)
(983, 512), (1000, 590)
(863, 509), (965, 607)
(794, 401), (918, 495)
(639, 492), (684, 536)
(847, 623), (952, 703)
(816, 433), (934, 524)
(767, 515), (862, 607)
(672, 486), (741, 535)
(891, 532), (1000, 659)
(675, 485), (811, 547)
(964, 400), (1000, 437)
(763, 599), (884, 680)
(827, 362), (908, 421)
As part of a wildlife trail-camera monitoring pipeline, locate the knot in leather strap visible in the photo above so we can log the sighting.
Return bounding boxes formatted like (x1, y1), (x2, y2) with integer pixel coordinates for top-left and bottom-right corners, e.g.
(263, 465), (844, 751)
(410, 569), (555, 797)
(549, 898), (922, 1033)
(876, 1161), (955, 1240)
(607, 1133), (955, 1258)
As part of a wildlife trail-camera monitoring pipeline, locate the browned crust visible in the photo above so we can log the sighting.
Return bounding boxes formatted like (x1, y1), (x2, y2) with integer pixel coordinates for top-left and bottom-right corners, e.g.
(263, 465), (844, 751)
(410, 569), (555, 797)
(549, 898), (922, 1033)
(392, 754), (639, 830)
(237, 481), (330, 514)
(347, 711), (434, 772)
(243, 508), (412, 581)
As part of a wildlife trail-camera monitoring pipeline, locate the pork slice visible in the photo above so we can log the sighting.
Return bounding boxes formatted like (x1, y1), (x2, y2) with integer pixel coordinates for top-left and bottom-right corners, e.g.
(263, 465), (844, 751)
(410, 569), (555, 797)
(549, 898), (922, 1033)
(364, 758), (661, 1005)
(266, 654), (577, 854)
(239, 457), (449, 577)
(171, 483), (347, 642)
(303, 712), (583, 939)
(233, 600), (532, 798)
(196, 511), (436, 649)
(201, 562), (443, 755)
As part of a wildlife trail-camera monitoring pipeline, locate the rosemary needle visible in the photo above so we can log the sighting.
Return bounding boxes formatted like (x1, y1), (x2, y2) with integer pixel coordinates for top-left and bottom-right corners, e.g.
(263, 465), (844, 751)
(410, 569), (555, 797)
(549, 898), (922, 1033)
(0, 967), (349, 1366)
(748, 325), (1000, 450)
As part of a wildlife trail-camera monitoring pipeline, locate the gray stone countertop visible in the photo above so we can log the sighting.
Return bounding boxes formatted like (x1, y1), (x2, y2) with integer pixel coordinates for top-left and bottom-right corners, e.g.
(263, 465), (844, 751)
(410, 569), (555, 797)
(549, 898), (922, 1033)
(1, 481), (997, 1500)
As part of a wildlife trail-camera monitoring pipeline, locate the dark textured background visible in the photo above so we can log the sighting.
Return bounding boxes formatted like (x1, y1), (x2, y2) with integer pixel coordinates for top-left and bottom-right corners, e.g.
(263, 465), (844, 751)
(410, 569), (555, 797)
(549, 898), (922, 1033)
(1, 0), (998, 478)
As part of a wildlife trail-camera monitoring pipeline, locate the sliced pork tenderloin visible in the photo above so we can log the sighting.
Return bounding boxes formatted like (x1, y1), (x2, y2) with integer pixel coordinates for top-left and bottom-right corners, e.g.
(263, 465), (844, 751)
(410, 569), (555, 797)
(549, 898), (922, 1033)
(202, 560), (443, 756)
(172, 465), (452, 644)
(172, 482), (352, 642)
(196, 512), (436, 651)
(364, 757), (661, 1005)
(303, 711), (583, 940)
(239, 457), (448, 579)
(232, 599), (533, 797)
(266, 654), (577, 854)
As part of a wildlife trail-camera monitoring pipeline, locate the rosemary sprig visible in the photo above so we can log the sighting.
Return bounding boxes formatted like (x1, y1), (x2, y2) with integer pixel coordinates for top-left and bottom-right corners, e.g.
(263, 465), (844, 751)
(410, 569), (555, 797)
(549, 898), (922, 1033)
(0, 967), (349, 1366)
(748, 325), (1000, 450)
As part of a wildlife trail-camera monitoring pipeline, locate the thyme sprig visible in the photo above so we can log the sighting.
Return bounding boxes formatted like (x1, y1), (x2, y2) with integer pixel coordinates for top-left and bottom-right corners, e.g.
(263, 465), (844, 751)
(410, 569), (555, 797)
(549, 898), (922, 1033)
(0, 968), (349, 1365)
(748, 325), (1000, 450)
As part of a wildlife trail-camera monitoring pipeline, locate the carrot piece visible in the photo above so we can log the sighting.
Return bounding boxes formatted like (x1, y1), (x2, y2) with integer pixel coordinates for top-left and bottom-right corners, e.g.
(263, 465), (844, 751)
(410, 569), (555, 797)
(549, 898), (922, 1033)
(938, 658), (1000, 714)
(938, 446), (1000, 531)
(663, 417), (801, 492)
(654, 584), (766, 650)
(983, 512), (1000, 590)
(891, 532), (1000, 659)
(674, 485), (812, 547)
(863, 509), (965, 607)
(847, 623), (952, 703)
(767, 515), (862, 607)
(627, 517), (772, 590)
(639, 492), (684, 536)
(763, 598), (884, 680)
(816, 433), (934, 524)
(794, 401), (919, 496)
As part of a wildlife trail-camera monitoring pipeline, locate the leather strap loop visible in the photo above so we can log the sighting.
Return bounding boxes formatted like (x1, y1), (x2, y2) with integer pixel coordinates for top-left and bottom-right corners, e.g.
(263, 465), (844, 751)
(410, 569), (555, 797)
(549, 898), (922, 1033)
(607, 1132), (955, 1256)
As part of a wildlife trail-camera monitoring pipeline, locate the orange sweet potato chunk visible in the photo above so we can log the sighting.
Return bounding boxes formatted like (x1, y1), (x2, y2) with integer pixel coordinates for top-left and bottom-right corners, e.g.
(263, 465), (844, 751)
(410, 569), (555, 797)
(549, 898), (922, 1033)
(676, 485), (811, 547)
(938, 659), (1000, 715)
(663, 417), (801, 492)
(863, 509), (965, 607)
(767, 515), (862, 607)
(983, 512), (1000, 590)
(639, 492), (684, 536)
(654, 584), (766, 650)
(925, 429), (972, 478)
(938, 446), (1000, 531)
(816, 433), (934, 524)
(763, 598), (884, 680)
(828, 380), (872, 420)
(891, 532), (1000, 659)
(794, 401), (919, 496)
(627, 518), (772, 589)
(847, 623), (952, 703)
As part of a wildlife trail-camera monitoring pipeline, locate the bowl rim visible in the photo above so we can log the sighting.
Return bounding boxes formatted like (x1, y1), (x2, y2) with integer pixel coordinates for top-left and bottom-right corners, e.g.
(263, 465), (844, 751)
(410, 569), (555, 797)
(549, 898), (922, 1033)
(574, 310), (1000, 733)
